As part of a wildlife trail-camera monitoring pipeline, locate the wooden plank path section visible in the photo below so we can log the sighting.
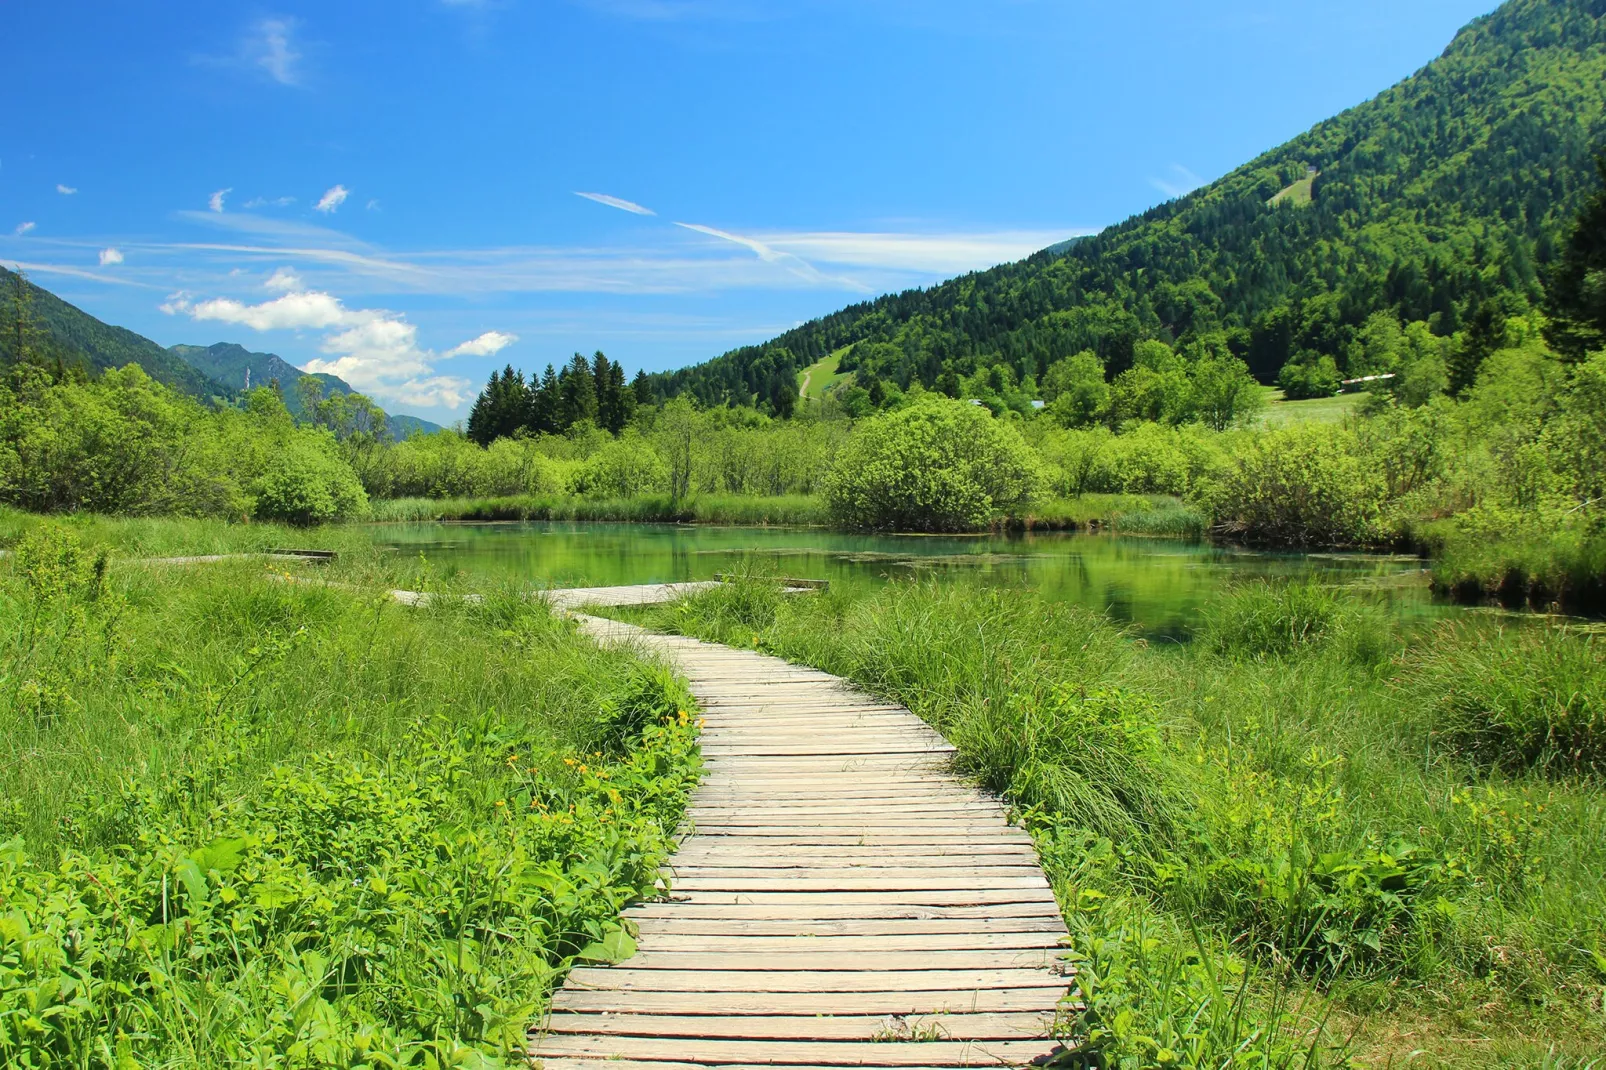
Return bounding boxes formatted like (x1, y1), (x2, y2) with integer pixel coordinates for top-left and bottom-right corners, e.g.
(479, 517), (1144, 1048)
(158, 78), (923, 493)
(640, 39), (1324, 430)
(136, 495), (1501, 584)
(532, 610), (1070, 1069)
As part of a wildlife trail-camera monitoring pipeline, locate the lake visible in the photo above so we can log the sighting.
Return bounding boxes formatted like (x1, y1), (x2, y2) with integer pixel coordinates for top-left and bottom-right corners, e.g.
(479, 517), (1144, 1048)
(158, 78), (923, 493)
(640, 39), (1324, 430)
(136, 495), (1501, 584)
(379, 522), (1449, 640)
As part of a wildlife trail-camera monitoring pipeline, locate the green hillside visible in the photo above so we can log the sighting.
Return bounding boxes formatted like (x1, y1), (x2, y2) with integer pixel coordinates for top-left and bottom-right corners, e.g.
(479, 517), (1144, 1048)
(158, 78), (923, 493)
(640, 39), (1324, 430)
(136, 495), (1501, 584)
(169, 342), (349, 415)
(1, 266), (226, 397)
(3, 269), (440, 437)
(647, 0), (1606, 405)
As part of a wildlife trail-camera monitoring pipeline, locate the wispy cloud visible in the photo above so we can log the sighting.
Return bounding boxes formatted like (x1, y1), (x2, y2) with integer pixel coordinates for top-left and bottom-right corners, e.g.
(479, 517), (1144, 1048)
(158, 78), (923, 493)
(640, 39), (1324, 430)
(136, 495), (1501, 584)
(56, 184), (77, 195)
(674, 220), (868, 291)
(575, 191), (656, 216)
(365, 199), (381, 212)
(98, 247), (124, 266)
(243, 195), (296, 208)
(1150, 163), (1205, 199)
(161, 284), (483, 409)
(315, 185), (350, 213)
(249, 18), (301, 85)
(445, 330), (518, 358)
(14, 222), (35, 235)
(209, 188), (232, 213)
(757, 229), (1085, 275)
(0, 259), (154, 287)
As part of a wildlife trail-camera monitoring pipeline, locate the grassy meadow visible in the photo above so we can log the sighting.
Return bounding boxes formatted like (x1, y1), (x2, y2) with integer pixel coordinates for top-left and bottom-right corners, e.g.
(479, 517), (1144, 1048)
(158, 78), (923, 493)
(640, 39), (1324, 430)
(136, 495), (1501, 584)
(0, 521), (701, 1068)
(618, 573), (1606, 1068)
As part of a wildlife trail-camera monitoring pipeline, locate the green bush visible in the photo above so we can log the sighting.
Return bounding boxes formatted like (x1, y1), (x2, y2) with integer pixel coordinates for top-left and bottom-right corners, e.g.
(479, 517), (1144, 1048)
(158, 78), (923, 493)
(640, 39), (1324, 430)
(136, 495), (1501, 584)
(252, 441), (370, 525)
(1409, 623), (1606, 774)
(1197, 426), (1386, 546)
(822, 397), (1040, 531)
(572, 434), (668, 498)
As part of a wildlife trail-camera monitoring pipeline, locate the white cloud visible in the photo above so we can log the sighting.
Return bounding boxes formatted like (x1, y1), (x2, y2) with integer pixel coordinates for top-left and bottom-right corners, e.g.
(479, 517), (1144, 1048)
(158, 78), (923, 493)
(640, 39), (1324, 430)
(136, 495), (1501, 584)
(14, 222), (34, 235)
(315, 185), (349, 213)
(243, 195), (296, 208)
(56, 184), (77, 195)
(1151, 164), (1205, 199)
(209, 187), (232, 213)
(250, 18), (300, 85)
(161, 284), (473, 409)
(576, 191), (656, 216)
(674, 220), (866, 289)
(675, 221), (781, 261)
(366, 198), (381, 212)
(98, 247), (124, 266)
(758, 229), (1090, 275)
(445, 330), (518, 358)
(264, 266), (303, 291)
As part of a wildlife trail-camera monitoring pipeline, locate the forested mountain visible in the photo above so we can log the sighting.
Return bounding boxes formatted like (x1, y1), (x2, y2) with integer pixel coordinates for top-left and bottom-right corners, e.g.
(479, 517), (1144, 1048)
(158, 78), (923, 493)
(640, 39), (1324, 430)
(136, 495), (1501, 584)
(168, 342), (440, 434)
(0, 266), (226, 397)
(2, 268), (439, 436)
(645, 0), (1606, 405)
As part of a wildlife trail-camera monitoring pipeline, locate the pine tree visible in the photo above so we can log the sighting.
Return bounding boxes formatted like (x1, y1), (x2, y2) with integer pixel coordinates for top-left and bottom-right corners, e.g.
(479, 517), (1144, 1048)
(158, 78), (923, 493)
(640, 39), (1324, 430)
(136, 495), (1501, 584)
(557, 353), (598, 430)
(466, 368), (501, 445)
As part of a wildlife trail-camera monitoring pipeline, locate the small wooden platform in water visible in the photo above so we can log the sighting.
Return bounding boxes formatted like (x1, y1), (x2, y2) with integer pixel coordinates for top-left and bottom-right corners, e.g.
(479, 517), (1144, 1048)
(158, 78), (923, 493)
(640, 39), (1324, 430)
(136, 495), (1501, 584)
(531, 606), (1070, 1068)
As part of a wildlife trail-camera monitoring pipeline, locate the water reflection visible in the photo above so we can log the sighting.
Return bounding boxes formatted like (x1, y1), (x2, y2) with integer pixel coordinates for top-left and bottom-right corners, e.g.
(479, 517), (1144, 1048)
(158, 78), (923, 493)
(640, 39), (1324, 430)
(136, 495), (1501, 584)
(379, 521), (1448, 640)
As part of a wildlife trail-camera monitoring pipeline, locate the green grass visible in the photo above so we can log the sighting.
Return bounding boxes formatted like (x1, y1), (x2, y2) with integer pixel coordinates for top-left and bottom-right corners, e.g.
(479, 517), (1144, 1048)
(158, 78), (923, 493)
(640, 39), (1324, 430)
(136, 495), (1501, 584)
(1430, 521), (1606, 613)
(0, 504), (376, 558)
(621, 575), (1606, 1067)
(1254, 386), (1367, 428)
(1268, 173), (1317, 207)
(797, 348), (851, 402)
(1021, 494), (1206, 536)
(0, 522), (701, 1066)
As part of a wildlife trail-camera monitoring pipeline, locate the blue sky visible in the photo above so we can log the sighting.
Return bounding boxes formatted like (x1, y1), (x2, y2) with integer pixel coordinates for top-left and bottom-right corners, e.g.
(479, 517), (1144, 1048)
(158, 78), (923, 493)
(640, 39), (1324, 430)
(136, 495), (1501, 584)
(3, 0), (1496, 423)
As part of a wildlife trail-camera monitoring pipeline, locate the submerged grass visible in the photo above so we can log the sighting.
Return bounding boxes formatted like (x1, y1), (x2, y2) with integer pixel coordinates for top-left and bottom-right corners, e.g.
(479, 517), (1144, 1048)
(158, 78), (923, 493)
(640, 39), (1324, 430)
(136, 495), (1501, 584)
(628, 573), (1606, 1067)
(0, 523), (701, 1067)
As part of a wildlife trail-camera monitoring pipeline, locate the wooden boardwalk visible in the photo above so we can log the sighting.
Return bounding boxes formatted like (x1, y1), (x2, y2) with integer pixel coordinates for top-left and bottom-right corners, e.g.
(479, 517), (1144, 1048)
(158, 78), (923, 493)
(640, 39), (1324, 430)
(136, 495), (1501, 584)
(532, 610), (1070, 1068)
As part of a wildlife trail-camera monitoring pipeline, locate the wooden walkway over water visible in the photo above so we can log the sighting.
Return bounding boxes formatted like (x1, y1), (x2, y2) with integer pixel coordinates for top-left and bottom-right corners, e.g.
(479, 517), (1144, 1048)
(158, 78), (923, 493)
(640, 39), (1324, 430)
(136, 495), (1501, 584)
(532, 599), (1071, 1068)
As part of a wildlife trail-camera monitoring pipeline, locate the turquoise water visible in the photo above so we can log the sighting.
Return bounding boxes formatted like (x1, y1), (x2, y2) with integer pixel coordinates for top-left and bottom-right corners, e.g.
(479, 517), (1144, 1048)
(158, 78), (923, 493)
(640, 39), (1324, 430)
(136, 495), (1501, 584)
(380, 522), (1447, 640)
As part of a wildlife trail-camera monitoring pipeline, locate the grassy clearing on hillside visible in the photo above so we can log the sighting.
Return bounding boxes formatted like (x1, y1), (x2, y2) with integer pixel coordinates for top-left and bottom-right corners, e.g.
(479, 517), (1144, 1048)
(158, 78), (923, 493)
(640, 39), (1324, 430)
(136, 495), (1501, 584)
(0, 524), (701, 1067)
(1254, 387), (1368, 428)
(623, 575), (1606, 1069)
(796, 349), (850, 402)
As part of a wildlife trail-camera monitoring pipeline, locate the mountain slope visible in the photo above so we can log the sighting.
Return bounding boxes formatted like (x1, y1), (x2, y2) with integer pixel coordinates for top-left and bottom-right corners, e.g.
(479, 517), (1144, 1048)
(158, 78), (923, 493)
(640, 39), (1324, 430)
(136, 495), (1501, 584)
(168, 343), (442, 435)
(169, 343), (348, 416)
(1, 266), (227, 397)
(648, 0), (1606, 404)
(2, 268), (441, 436)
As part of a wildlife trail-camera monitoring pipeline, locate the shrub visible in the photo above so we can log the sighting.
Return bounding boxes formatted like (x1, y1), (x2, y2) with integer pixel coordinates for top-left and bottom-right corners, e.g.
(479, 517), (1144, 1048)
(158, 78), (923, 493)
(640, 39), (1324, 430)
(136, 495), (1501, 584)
(572, 434), (668, 498)
(252, 441), (370, 525)
(1409, 623), (1606, 774)
(822, 397), (1040, 531)
(1197, 426), (1387, 546)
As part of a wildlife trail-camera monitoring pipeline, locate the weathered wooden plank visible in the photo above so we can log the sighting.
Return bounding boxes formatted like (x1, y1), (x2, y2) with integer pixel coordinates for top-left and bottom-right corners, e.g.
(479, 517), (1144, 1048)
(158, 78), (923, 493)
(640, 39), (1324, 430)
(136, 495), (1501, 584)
(537, 1010), (1054, 1040)
(530, 1036), (1067, 1065)
(609, 949), (1064, 971)
(548, 987), (1065, 1017)
(669, 877), (1050, 893)
(665, 859), (1042, 873)
(564, 967), (1067, 993)
(628, 917), (1068, 939)
(625, 901), (1063, 922)
(627, 932), (1064, 953)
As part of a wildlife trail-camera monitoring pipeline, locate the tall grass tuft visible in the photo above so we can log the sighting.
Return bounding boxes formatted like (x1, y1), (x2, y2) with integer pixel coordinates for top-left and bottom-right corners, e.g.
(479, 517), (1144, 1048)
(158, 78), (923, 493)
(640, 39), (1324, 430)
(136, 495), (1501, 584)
(1197, 580), (1396, 665)
(1407, 621), (1606, 774)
